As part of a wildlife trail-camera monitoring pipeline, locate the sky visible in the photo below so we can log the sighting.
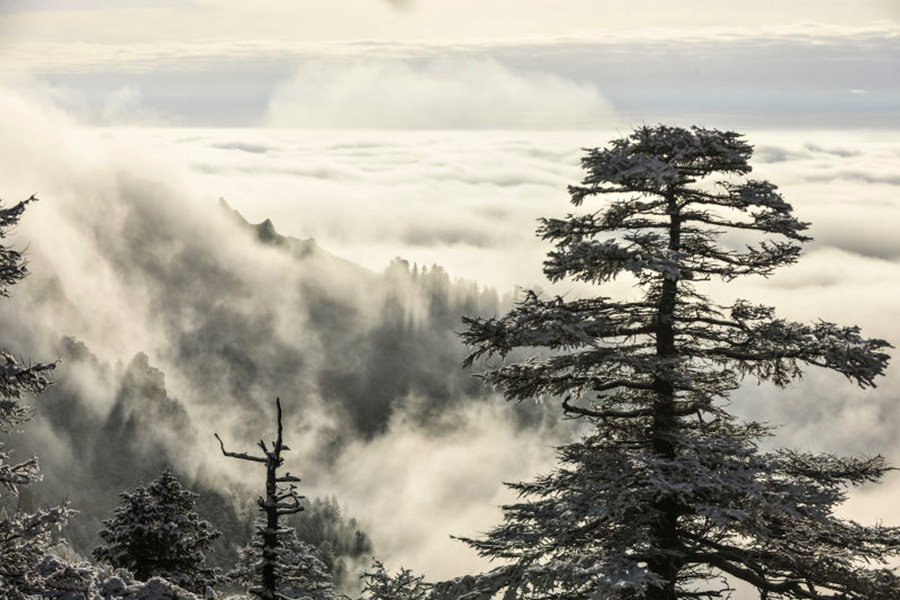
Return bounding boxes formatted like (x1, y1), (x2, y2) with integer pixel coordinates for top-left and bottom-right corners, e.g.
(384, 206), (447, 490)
(1, 1), (899, 597)
(0, 0), (898, 128)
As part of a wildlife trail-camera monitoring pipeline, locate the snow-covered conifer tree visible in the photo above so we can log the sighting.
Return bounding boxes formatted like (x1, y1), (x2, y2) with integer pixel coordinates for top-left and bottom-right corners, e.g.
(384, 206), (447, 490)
(361, 560), (430, 600)
(457, 126), (897, 599)
(92, 468), (222, 594)
(230, 527), (337, 600)
(216, 398), (305, 600)
(0, 195), (69, 596)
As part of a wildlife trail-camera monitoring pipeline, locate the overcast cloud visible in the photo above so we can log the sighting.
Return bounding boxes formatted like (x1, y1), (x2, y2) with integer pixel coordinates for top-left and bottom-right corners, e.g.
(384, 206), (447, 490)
(2, 1), (897, 43)
(1, 20), (897, 128)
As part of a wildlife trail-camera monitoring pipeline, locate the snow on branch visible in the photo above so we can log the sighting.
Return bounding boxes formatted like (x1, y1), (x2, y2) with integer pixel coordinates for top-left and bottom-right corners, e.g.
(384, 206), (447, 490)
(456, 125), (898, 600)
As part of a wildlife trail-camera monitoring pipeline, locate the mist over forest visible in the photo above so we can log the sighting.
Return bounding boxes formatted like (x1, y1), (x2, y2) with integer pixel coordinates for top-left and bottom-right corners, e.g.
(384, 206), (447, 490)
(2, 186), (567, 580)
(0, 90), (600, 591)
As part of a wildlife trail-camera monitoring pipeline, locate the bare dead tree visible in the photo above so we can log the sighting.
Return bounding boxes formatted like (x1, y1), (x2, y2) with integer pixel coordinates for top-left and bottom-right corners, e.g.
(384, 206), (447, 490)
(216, 398), (304, 600)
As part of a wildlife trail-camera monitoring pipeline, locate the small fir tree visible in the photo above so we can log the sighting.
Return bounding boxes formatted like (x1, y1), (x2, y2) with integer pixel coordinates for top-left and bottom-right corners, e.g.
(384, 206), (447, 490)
(361, 560), (431, 600)
(230, 527), (337, 600)
(0, 195), (69, 597)
(92, 468), (222, 594)
(457, 126), (897, 599)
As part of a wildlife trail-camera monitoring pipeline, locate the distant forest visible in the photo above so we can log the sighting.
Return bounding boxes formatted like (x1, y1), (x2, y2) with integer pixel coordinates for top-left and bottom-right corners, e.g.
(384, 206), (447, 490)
(5, 202), (528, 585)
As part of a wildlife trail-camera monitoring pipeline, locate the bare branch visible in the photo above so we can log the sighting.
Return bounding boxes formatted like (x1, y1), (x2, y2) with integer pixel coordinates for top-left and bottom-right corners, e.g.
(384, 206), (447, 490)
(214, 433), (267, 463)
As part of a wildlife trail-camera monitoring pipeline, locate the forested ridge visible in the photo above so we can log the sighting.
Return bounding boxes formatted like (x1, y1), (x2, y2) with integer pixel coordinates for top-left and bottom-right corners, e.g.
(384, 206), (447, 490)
(0, 197), (510, 597)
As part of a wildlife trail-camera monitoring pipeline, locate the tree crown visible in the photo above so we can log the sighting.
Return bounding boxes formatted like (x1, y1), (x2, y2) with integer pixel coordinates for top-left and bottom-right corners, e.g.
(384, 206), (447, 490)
(93, 468), (221, 593)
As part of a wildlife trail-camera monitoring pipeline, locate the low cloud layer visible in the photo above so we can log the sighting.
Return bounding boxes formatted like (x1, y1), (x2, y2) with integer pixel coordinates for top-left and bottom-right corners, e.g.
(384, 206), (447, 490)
(157, 123), (900, 506)
(0, 87), (898, 590)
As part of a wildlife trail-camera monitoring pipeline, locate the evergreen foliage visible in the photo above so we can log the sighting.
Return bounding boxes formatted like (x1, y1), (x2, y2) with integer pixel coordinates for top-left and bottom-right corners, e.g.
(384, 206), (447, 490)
(32, 555), (202, 600)
(92, 469), (222, 594)
(320, 258), (501, 437)
(361, 560), (431, 600)
(230, 526), (338, 600)
(291, 497), (373, 586)
(457, 126), (897, 599)
(0, 195), (70, 597)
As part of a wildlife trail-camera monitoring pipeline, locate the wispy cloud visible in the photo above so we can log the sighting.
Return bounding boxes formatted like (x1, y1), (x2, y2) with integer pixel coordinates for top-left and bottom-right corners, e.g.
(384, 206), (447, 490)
(3, 23), (898, 74)
(266, 58), (615, 130)
(382, 0), (413, 9)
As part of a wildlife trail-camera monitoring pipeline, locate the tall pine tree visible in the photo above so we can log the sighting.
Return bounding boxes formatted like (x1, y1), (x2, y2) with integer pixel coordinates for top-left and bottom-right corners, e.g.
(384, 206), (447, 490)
(456, 126), (897, 600)
(0, 196), (69, 597)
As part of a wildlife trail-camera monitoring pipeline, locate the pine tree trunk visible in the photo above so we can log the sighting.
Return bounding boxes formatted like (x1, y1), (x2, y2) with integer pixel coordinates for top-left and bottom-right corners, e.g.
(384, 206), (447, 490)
(647, 192), (682, 600)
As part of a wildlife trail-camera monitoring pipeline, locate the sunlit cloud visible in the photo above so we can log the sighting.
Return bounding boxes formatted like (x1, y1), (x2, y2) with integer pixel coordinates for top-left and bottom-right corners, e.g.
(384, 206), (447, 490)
(319, 400), (570, 580)
(266, 58), (614, 130)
